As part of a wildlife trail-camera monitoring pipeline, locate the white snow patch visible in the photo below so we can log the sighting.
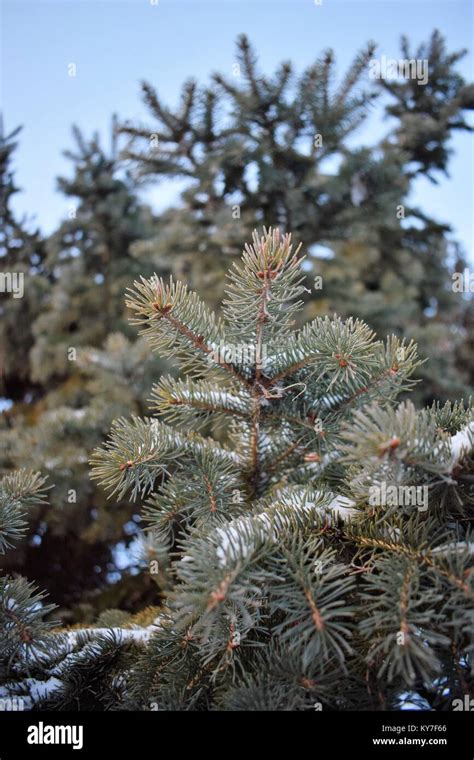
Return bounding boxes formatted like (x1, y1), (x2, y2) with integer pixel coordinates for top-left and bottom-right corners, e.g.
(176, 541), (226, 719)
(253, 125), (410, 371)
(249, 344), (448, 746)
(430, 541), (474, 558)
(450, 422), (474, 465)
(25, 677), (63, 702)
(214, 491), (357, 565)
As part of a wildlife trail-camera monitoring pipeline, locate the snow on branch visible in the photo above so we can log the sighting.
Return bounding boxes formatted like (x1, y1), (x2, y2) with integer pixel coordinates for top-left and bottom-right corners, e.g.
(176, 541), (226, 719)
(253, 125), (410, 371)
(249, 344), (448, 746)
(212, 490), (357, 566)
(450, 420), (474, 467)
(0, 619), (163, 709)
(211, 420), (473, 565)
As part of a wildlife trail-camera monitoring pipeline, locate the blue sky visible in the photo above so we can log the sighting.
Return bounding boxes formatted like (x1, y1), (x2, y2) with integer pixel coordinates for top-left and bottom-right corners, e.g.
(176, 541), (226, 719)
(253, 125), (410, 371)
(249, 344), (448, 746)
(2, 0), (473, 258)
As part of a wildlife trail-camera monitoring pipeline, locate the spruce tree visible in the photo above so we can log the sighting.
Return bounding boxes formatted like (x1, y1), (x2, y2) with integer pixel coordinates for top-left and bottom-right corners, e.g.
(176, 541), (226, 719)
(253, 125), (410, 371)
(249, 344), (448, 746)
(0, 468), (159, 709)
(0, 119), (48, 399)
(0, 122), (167, 618)
(3, 229), (471, 711)
(121, 31), (474, 404)
(30, 119), (157, 384)
(0, 470), (58, 693)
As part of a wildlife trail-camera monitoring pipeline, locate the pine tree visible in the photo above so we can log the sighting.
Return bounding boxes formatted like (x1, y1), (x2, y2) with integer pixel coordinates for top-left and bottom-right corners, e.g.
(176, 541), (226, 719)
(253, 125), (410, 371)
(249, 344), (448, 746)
(0, 468), (159, 709)
(4, 229), (471, 711)
(30, 119), (157, 384)
(120, 31), (474, 404)
(380, 31), (474, 179)
(0, 468), (160, 709)
(120, 36), (380, 304)
(0, 118), (48, 399)
(0, 122), (168, 618)
(0, 470), (56, 689)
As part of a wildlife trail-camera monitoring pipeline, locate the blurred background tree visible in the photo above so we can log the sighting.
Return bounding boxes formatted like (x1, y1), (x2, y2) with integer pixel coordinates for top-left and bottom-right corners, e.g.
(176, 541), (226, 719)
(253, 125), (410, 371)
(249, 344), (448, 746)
(0, 119), (49, 400)
(0, 120), (171, 622)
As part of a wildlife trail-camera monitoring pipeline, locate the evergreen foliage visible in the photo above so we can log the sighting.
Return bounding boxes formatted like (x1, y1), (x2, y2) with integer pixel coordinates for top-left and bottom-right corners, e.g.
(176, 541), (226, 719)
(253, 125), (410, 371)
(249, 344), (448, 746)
(0, 119), (48, 398)
(120, 31), (474, 404)
(31, 120), (156, 384)
(2, 229), (470, 711)
(0, 122), (167, 617)
(0, 27), (472, 676)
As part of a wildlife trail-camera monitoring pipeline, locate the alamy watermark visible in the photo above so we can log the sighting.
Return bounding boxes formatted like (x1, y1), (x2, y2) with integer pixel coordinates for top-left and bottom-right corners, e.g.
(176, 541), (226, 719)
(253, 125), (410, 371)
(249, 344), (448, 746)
(27, 721), (83, 750)
(208, 341), (267, 369)
(452, 695), (474, 711)
(452, 268), (474, 293)
(0, 696), (24, 711)
(369, 55), (429, 85)
(368, 482), (429, 512)
(0, 272), (24, 299)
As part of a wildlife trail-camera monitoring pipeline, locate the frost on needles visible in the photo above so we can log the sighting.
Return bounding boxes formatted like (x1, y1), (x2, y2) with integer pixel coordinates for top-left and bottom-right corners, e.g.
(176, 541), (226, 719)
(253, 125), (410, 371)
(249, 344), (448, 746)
(1, 228), (473, 711)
